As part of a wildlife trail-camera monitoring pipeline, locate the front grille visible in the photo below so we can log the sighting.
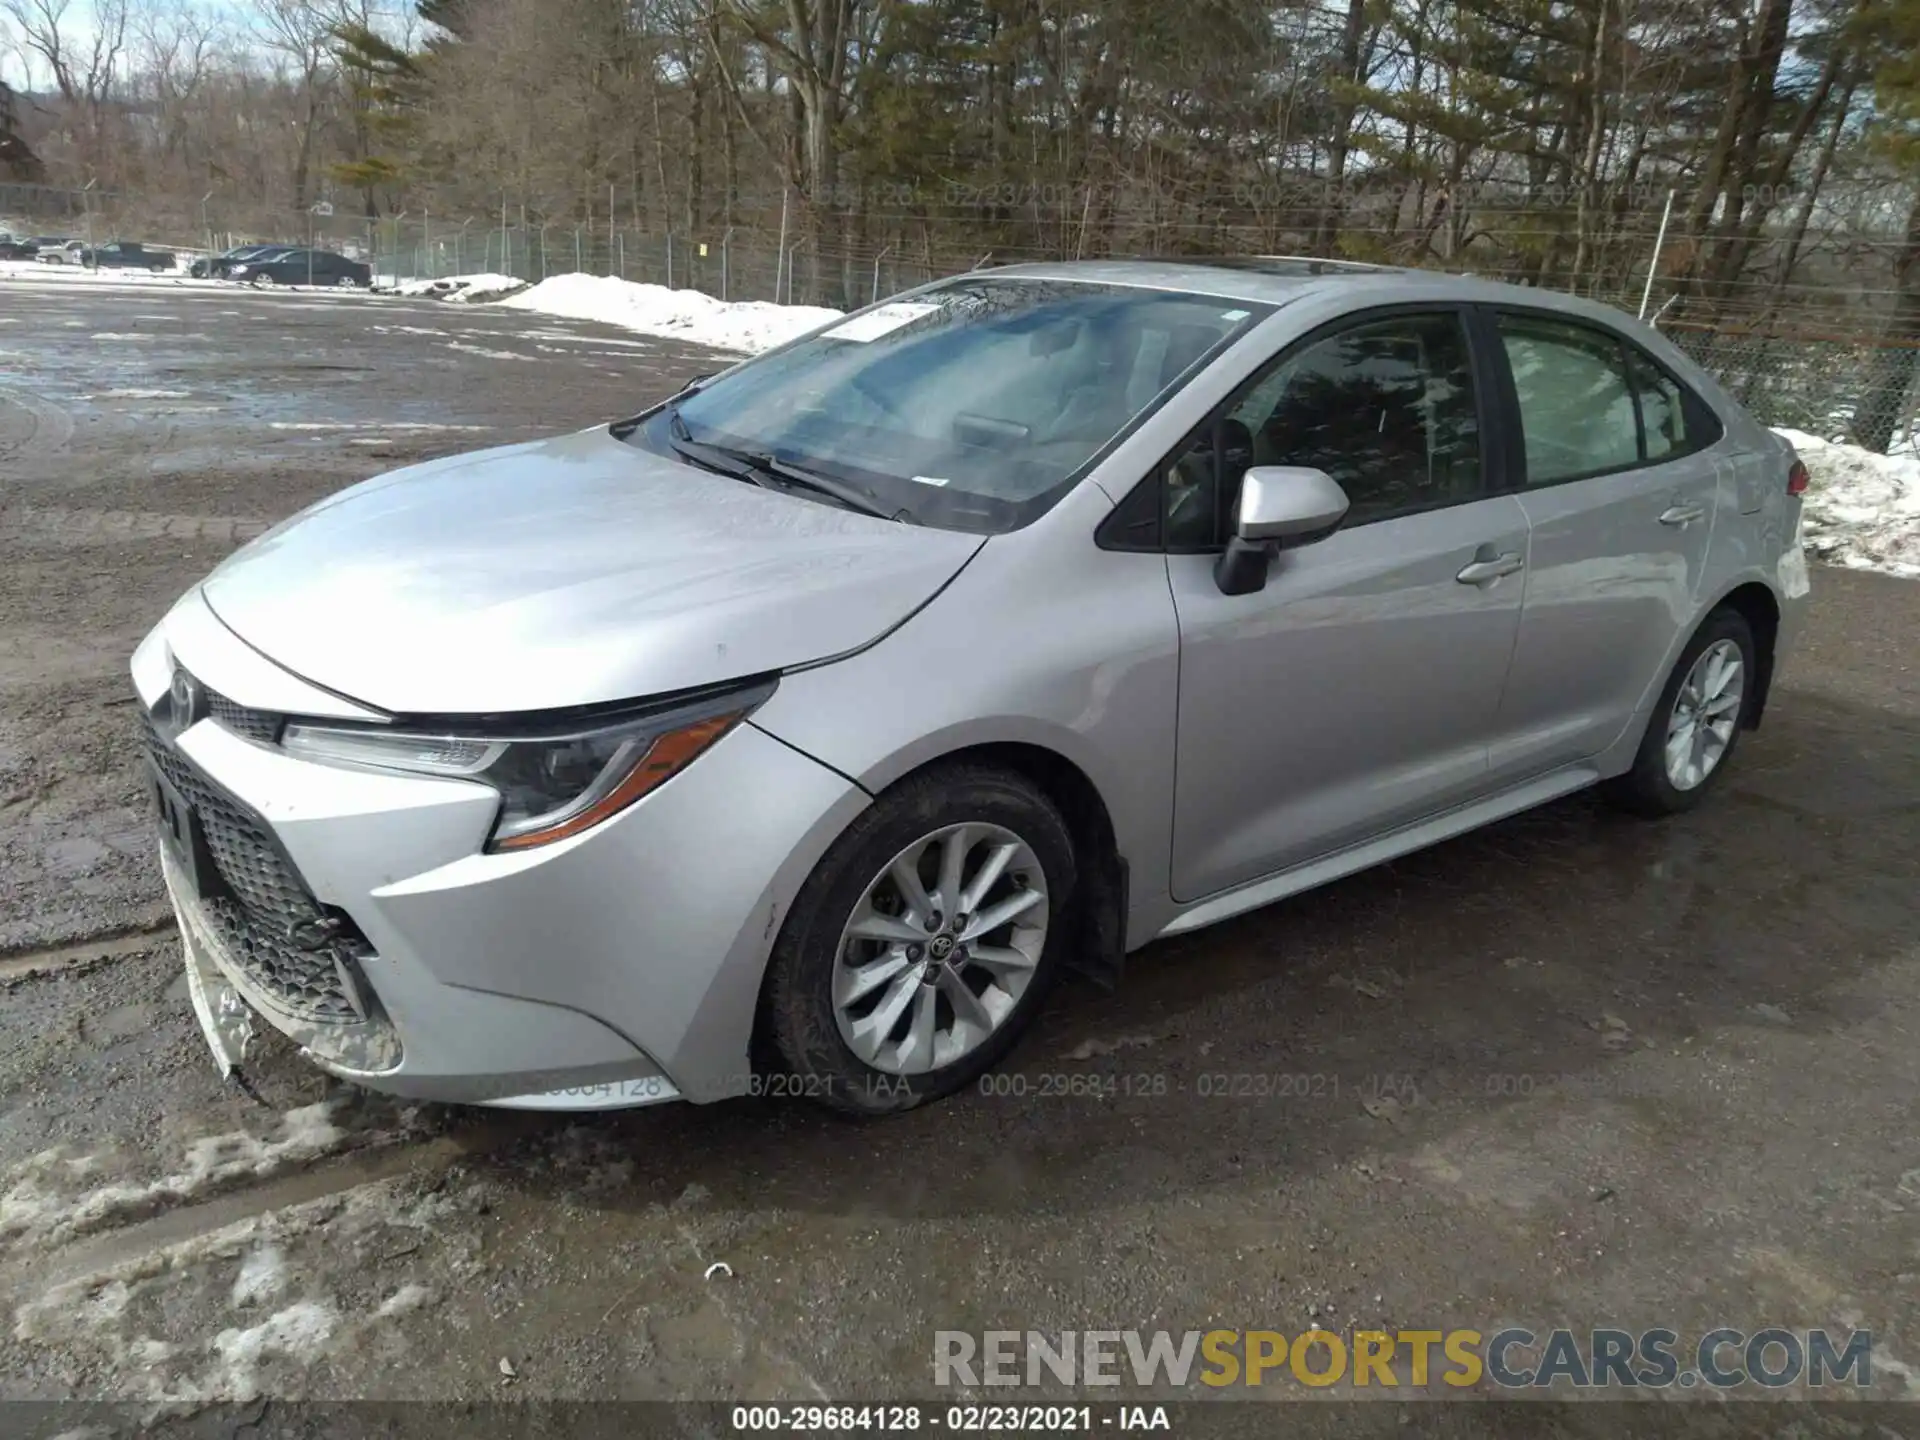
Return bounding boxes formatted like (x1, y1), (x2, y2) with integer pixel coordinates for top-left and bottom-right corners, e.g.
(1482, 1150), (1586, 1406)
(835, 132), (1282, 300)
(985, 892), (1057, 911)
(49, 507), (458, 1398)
(206, 688), (281, 744)
(142, 712), (369, 1023)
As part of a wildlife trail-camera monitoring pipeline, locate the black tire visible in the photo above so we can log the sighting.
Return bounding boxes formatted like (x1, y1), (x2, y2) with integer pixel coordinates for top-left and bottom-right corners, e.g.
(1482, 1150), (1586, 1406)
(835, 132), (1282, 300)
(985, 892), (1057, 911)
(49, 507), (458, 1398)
(1605, 607), (1756, 817)
(760, 763), (1077, 1115)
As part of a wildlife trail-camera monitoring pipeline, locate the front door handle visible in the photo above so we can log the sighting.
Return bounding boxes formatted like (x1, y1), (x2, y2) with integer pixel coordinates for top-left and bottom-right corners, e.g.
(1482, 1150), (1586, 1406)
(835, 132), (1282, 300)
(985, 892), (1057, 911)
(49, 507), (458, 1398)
(1456, 551), (1525, 586)
(1659, 503), (1706, 527)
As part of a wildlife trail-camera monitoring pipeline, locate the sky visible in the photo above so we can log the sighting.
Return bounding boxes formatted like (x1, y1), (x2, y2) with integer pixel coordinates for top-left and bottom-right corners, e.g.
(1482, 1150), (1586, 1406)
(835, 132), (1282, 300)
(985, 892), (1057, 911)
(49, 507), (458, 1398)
(2, 1), (411, 90)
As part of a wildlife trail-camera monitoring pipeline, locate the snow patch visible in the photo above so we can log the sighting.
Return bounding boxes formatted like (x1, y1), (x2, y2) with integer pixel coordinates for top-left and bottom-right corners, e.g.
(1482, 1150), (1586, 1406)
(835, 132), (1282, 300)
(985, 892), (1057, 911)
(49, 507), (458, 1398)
(0, 1102), (346, 1248)
(1775, 428), (1920, 579)
(391, 272), (526, 301)
(444, 340), (536, 362)
(497, 271), (841, 353)
(90, 388), (192, 400)
(375, 1283), (436, 1318)
(212, 1301), (337, 1400)
(267, 420), (493, 432)
(230, 1243), (288, 1308)
(9, 1174), (488, 1400)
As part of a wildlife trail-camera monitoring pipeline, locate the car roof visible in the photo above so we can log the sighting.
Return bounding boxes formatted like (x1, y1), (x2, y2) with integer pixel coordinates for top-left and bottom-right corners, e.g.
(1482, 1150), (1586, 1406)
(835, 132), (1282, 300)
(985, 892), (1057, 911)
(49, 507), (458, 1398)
(978, 257), (1653, 333)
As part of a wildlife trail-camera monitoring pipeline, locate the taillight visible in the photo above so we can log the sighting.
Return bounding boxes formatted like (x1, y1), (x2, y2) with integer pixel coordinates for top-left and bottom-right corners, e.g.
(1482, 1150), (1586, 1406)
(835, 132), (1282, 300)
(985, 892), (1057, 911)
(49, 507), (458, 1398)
(1787, 459), (1809, 497)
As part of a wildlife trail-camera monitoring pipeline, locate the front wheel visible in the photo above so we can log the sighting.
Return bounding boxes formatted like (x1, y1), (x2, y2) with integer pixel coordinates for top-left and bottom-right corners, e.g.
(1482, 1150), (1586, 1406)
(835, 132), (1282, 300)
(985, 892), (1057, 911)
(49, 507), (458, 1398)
(1606, 607), (1755, 816)
(761, 764), (1077, 1115)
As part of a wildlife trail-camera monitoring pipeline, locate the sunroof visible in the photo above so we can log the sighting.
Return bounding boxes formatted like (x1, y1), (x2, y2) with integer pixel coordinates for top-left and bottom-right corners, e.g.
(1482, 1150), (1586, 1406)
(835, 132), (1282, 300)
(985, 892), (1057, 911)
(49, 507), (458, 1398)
(1171, 255), (1389, 277)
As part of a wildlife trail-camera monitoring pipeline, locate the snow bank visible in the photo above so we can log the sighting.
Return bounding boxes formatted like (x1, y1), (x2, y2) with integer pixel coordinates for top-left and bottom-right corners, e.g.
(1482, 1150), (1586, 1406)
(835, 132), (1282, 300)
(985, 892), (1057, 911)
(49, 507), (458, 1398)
(389, 272), (526, 301)
(496, 272), (842, 353)
(1775, 428), (1920, 579)
(0, 258), (216, 288)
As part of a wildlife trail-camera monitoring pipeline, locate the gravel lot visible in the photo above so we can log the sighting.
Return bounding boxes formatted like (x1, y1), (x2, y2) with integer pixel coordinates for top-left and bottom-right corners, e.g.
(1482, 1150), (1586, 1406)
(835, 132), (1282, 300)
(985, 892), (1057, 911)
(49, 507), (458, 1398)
(1, 277), (1917, 1433)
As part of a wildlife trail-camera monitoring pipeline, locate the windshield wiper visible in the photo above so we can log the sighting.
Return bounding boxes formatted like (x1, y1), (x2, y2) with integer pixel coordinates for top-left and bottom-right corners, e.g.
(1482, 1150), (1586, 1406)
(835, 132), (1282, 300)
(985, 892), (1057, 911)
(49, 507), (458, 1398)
(665, 411), (912, 524)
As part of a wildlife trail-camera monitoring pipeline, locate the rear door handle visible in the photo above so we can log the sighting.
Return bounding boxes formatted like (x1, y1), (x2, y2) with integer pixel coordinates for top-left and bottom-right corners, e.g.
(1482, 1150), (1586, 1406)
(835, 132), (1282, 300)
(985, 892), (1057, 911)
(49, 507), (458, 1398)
(1456, 552), (1525, 586)
(1659, 503), (1706, 527)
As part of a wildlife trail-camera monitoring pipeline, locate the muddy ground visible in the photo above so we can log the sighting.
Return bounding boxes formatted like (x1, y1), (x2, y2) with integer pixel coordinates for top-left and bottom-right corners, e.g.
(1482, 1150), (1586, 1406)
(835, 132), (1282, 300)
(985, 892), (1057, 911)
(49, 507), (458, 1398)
(1, 275), (1916, 1435)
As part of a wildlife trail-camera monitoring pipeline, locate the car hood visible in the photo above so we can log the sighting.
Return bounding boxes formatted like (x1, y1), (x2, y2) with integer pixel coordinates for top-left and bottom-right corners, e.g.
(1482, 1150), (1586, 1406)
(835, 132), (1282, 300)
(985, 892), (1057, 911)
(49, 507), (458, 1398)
(201, 425), (984, 714)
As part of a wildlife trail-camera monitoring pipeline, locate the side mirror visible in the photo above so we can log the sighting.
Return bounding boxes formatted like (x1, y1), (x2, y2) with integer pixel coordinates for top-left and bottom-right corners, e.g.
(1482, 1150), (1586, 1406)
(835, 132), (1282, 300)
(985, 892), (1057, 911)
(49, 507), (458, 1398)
(1213, 466), (1350, 596)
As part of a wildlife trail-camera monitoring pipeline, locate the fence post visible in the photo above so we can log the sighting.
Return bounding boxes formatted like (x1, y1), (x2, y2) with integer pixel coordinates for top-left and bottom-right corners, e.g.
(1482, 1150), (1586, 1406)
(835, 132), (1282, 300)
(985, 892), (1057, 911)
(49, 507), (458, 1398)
(618, 233), (625, 279)
(775, 189), (790, 303)
(872, 243), (894, 305)
(666, 233), (675, 290)
(1639, 188), (1676, 322)
(574, 226), (582, 273)
(721, 228), (732, 302)
(786, 239), (807, 305)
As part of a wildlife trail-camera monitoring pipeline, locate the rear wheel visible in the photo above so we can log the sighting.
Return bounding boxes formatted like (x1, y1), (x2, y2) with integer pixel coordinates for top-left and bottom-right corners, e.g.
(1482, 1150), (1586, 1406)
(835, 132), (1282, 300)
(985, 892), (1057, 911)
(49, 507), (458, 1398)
(761, 764), (1076, 1115)
(1606, 608), (1755, 816)
(336, 274), (358, 288)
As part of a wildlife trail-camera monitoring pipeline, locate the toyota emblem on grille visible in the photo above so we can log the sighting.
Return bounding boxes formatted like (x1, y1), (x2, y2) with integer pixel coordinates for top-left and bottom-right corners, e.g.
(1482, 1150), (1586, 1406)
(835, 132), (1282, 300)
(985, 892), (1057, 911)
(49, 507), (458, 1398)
(169, 667), (205, 726)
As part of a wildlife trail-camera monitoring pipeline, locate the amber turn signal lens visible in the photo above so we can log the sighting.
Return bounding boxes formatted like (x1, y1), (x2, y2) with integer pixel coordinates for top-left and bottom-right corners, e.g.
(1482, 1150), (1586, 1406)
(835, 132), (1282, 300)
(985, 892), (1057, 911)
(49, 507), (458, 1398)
(491, 712), (742, 851)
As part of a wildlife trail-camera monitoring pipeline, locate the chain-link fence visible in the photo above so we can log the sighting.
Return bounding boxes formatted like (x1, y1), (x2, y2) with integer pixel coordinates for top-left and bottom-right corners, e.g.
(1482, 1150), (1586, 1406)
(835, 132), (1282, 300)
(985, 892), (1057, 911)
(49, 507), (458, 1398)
(1664, 324), (1920, 453)
(366, 218), (1003, 310)
(7, 179), (1919, 452)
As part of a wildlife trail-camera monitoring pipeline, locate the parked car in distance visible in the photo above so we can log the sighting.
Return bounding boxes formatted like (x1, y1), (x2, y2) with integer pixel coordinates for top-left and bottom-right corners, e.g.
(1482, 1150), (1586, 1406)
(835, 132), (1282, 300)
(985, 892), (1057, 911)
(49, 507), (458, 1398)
(83, 240), (178, 272)
(230, 248), (370, 288)
(0, 231), (36, 259)
(192, 244), (288, 280)
(33, 238), (83, 264)
(132, 258), (1811, 1116)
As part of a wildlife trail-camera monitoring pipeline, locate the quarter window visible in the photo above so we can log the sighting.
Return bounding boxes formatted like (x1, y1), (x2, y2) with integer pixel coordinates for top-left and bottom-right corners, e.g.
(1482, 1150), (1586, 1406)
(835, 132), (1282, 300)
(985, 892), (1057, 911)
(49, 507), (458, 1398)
(1496, 315), (1639, 484)
(1632, 353), (1690, 460)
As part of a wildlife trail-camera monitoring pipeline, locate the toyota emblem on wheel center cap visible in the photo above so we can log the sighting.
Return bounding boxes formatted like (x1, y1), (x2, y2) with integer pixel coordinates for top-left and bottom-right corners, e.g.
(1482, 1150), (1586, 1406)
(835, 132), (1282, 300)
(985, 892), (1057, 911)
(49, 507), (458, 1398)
(928, 934), (955, 961)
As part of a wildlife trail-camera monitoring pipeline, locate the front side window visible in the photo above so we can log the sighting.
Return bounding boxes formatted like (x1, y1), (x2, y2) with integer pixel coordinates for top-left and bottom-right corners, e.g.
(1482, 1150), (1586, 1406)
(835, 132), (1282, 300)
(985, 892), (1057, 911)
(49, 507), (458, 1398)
(1497, 314), (1641, 483)
(630, 278), (1271, 533)
(1163, 311), (1483, 547)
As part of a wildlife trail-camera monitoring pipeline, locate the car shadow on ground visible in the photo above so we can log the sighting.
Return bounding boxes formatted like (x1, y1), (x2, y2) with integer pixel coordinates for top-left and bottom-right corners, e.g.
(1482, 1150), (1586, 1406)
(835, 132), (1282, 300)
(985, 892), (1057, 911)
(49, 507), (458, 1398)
(464, 681), (1917, 1225)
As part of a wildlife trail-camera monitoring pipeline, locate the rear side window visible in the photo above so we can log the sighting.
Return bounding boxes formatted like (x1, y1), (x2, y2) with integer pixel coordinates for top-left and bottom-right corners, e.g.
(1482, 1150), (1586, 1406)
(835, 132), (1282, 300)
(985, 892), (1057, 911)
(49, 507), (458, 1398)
(1496, 314), (1639, 484)
(1496, 311), (1723, 484)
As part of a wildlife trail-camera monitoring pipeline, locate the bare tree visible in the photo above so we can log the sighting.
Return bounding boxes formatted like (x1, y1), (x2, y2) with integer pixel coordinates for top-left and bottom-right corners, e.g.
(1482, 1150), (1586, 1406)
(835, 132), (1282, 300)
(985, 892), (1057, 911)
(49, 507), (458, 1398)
(3, 0), (133, 176)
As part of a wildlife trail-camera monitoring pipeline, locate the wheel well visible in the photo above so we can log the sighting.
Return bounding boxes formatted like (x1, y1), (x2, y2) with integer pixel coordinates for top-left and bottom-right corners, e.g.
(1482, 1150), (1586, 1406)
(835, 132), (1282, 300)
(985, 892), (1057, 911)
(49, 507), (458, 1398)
(898, 742), (1128, 987)
(1714, 582), (1781, 728)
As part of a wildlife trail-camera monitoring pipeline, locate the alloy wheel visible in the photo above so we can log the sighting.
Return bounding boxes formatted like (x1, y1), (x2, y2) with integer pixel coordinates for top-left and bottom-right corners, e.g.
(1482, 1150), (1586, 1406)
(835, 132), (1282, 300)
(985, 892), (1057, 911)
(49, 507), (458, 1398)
(1665, 638), (1744, 791)
(832, 822), (1049, 1076)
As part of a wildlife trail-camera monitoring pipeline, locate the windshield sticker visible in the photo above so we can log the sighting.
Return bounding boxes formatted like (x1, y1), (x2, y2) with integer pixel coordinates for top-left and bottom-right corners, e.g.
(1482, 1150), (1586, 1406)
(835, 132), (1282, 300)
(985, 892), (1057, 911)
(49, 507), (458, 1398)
(1221, 309), (1251, 321)
(823, 301), (943, 343)
(909, 475), (951, 487)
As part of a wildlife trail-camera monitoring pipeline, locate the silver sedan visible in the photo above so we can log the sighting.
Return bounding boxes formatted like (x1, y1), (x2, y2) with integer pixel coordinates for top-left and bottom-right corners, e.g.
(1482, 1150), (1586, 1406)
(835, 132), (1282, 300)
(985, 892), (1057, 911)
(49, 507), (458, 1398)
(131, 259), (1811, 1113)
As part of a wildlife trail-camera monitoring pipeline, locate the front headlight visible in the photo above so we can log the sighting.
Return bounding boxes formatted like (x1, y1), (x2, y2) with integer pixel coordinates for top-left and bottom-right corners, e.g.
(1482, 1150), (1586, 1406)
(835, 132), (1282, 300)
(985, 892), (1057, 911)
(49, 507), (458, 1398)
(231, 265), (249, 276)
(281, 679), (773, 851)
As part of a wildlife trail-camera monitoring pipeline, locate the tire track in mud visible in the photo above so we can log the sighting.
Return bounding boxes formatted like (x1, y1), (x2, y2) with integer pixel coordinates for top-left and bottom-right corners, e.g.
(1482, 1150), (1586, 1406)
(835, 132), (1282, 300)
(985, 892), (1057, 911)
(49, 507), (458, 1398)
(0, 385), (76, 462)
(7, 506), (271, 546)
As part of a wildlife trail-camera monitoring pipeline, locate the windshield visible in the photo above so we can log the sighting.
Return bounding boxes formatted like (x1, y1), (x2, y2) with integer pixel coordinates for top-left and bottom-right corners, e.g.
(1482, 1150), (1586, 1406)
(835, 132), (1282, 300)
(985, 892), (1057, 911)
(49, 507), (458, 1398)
(628, 277), (1270, 533)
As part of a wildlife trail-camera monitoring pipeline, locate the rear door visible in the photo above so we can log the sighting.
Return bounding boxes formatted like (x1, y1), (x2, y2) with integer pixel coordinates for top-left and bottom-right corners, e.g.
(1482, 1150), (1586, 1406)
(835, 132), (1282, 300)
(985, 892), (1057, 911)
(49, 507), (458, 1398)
(1480, 308), (1723, 783)
(1164, 306), (1531, 900)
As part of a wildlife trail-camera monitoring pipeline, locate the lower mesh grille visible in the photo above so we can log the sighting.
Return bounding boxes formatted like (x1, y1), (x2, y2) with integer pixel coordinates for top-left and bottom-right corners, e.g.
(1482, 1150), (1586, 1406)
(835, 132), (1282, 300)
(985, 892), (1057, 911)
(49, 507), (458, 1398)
(206, 688), (281, 744)
(142, 712), (369, 1023)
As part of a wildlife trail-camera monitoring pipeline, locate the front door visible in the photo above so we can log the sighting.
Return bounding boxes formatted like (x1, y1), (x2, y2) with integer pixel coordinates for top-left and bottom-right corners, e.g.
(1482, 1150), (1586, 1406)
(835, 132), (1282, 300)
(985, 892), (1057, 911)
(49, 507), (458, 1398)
(1166, 308), (1530, 902)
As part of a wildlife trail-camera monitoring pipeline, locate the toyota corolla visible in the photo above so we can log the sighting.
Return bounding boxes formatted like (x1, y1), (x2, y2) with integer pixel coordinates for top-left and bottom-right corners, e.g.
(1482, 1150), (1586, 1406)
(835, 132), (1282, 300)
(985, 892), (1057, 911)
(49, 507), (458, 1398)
(132, 259), (1810, 1113)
